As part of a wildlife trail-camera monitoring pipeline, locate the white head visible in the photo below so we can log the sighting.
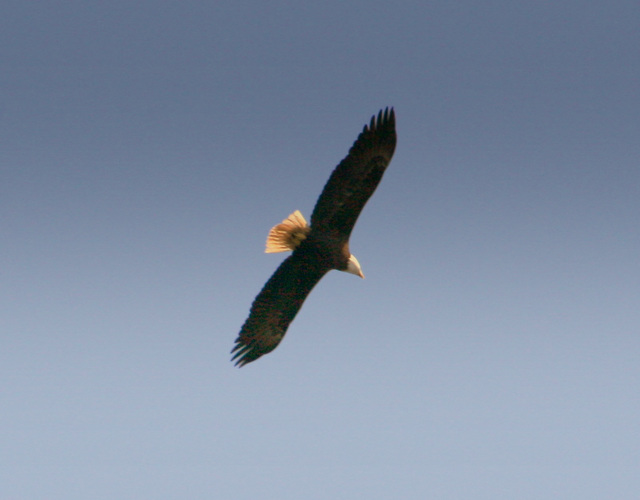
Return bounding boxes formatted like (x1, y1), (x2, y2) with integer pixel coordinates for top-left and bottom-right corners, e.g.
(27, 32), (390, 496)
(346, 254), (365, 279)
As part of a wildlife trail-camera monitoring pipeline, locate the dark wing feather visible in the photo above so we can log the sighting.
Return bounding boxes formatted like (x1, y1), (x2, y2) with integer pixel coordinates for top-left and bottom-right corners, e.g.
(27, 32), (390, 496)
(310, 108), (397, 237)
(231, 251), (329, 367)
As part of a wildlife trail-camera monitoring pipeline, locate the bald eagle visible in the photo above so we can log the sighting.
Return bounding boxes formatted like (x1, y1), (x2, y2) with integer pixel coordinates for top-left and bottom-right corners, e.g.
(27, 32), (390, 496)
(231, 108), (397, 366)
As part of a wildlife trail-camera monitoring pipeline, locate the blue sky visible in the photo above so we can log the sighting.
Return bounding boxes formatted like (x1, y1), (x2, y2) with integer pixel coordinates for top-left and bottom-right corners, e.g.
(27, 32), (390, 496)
(2, 1), (639, 498)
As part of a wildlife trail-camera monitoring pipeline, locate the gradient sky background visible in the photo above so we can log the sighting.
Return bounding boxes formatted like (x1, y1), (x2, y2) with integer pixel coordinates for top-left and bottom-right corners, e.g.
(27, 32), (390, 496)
(2, 1), (639, 498)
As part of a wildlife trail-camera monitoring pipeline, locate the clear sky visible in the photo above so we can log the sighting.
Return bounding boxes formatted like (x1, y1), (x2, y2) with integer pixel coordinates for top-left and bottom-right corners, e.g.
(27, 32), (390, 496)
(2, 1), (639, 498)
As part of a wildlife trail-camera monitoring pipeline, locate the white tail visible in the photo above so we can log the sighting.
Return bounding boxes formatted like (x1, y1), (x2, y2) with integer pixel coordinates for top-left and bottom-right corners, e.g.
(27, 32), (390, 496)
(265, 210), (310, 253)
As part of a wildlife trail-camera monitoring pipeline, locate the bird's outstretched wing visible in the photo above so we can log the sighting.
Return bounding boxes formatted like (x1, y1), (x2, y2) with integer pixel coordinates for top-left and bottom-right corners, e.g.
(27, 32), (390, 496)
(231, 252), (329, 367)
(310, 108), (397, 237)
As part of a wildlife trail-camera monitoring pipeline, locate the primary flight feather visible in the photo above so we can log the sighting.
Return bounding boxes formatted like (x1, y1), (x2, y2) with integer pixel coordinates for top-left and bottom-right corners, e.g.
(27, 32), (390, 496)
(231, 108), (397, 366)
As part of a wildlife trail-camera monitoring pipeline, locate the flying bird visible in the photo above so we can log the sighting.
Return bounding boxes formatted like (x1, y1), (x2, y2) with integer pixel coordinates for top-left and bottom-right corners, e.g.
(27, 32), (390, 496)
(231, 108), (397, 366)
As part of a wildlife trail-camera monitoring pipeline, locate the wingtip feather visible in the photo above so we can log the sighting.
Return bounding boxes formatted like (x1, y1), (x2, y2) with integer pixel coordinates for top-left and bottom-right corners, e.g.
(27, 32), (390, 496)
(230, 343), (253, 367)
(364, 107), (395, 135)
